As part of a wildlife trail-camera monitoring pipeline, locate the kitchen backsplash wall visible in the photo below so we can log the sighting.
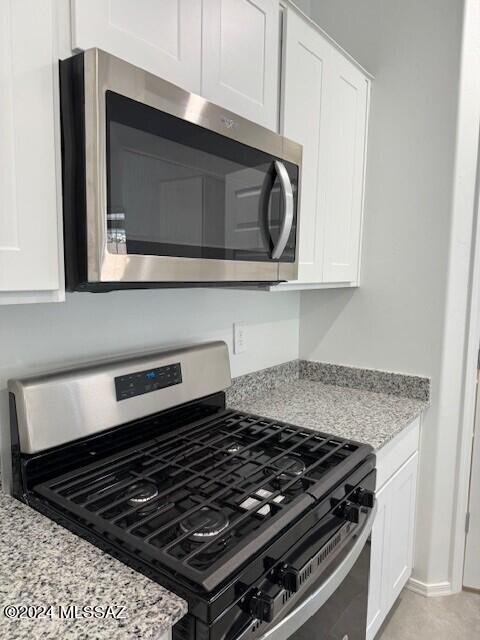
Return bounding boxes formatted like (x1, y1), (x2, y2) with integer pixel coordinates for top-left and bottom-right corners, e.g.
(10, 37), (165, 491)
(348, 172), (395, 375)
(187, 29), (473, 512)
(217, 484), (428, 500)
(0, 288), (300, 487)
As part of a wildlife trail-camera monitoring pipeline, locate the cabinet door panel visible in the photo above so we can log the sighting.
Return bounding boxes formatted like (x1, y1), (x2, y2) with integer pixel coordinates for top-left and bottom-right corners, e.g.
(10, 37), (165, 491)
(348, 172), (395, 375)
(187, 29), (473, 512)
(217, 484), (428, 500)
(202, 0), (279, 129)
(367, 481), (391, 640)
(0, 0), (60, 293)
(282, 11), (331, 283)
(367, 452), (419, 639)
(388, 453), (418, 605)
(322, 55), (368, 283)
(71, 0), (201, 93)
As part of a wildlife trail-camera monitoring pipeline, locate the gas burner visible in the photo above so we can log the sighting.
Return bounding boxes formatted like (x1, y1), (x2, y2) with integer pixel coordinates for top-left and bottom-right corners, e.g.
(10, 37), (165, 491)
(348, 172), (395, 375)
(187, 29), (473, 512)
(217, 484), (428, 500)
(180, 506), (230, 542)
(224, 440), (242, 454)
(126, 480), (159, 507)
(269, 456), (306, 486)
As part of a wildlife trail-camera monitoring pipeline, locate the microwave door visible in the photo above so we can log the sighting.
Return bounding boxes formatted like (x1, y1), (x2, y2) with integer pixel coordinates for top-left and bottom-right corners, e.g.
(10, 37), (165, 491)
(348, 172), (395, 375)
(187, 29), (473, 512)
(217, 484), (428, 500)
(223, 162), (295, 263)
(107, 101), (292, 269)
(224, 166), (275, 261)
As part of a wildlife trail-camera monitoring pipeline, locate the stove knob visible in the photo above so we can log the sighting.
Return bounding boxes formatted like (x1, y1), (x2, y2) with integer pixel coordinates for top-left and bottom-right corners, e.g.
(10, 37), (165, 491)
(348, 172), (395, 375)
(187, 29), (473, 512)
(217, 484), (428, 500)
(277, 564), (300, 593)
(354, 488), (375, 508)
(247, 590), (274, 623)
(341, 502), (360, 524)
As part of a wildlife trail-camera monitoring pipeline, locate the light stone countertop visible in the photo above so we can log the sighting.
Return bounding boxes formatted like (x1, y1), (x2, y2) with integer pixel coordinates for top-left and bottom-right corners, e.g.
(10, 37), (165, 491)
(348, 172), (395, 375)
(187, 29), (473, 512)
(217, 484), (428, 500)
(0, 488), (187, 640)
(228, 376), (428, 451)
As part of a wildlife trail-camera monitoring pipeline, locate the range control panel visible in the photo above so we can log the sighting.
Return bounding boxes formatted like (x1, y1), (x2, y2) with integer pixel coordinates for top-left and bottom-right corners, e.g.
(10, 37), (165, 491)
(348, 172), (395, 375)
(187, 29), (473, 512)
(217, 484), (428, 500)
(115, 363), (182, 401)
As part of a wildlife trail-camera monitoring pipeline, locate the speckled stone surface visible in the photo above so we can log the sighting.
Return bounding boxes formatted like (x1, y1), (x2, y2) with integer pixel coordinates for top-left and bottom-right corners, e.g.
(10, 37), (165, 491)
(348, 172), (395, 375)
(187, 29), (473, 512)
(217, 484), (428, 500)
(228, 379), (428, 451)
(227, 360), (299, 406)
(300, 361), (430, 402)
(0, 489), (187, 640)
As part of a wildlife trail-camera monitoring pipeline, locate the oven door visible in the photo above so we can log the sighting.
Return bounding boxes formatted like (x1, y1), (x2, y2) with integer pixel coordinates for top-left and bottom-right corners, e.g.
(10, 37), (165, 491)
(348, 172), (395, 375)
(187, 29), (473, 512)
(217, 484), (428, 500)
(258, 505), (375, 640)
(77, 49), (301, 286)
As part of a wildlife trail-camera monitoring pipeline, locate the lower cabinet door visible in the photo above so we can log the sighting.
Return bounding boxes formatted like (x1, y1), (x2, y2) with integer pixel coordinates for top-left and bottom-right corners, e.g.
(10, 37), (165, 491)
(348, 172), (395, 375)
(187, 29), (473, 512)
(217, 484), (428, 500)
(367, 452), (418, 640)
(387, 453), (418, 607)
(366, 480), (391, 640)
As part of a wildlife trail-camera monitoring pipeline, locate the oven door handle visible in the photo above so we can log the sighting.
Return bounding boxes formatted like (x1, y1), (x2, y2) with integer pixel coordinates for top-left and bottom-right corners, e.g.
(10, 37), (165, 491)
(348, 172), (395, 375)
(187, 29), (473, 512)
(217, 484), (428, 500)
(258, 502), (377, 640)
(271, 161), (294, 260)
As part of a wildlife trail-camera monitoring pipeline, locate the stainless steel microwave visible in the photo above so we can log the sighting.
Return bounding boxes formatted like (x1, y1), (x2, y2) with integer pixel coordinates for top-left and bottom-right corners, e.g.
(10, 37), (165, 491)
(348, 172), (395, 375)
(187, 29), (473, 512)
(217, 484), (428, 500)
(60, 49), (302, 291)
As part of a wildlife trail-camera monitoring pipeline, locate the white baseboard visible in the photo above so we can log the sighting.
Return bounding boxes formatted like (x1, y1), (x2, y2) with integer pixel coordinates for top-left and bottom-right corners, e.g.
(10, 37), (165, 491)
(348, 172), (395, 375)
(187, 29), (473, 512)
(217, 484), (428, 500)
(406, 577), (453, 597)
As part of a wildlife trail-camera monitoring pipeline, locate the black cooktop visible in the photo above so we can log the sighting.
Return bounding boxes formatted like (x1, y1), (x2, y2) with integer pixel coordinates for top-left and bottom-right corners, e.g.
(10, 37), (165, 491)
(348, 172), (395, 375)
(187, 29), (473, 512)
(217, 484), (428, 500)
(32, 406), (370, 591)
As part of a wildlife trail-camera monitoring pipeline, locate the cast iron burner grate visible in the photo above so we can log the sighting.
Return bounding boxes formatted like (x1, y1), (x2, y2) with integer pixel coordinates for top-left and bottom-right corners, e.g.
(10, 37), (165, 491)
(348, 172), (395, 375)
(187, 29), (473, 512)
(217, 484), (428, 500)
(33, 410), (367, 591)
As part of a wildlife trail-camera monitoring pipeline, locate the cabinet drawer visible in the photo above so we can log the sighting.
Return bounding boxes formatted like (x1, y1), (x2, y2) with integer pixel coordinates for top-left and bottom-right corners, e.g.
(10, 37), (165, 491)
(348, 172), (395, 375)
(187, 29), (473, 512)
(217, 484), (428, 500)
(376, 418), (420, 490)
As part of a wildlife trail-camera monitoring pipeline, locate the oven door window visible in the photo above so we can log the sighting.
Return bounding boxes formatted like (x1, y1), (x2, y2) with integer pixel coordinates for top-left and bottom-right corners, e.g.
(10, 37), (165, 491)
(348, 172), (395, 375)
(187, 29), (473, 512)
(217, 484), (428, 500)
(106, 91), (298, 263)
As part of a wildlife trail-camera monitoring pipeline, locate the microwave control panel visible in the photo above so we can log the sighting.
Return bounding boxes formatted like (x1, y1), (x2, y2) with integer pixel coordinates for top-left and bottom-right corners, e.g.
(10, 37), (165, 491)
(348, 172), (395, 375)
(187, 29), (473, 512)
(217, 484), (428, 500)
(115, 363), (182, 401)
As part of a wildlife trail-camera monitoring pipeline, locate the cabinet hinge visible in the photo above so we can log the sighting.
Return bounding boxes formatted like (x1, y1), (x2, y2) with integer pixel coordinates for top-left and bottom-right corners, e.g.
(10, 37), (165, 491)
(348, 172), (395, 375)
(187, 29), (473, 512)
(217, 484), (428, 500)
(465, 512), (471, 534)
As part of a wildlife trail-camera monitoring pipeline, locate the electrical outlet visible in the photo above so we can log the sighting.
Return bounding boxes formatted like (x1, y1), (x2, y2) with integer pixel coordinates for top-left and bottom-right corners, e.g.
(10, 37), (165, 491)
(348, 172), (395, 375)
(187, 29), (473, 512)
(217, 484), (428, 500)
(233, 322), (246, 354)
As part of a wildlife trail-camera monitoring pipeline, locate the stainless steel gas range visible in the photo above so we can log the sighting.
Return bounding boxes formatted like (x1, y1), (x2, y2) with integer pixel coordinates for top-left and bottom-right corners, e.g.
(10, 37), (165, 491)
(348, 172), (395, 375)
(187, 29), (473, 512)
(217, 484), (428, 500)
(9, 341), (376, 640)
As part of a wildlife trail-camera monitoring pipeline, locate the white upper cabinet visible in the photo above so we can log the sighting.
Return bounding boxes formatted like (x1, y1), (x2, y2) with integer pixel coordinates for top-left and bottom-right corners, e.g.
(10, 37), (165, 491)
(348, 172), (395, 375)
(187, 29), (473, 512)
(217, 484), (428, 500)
(322, 55), (368, 283)
(71, 0), (202, 93)
(282, 10), (330, 283)
(72, 0), (279, 129)
(202, 0), (279, 129)
(280, 8), (370, 288)
(0, 0), (63, 303)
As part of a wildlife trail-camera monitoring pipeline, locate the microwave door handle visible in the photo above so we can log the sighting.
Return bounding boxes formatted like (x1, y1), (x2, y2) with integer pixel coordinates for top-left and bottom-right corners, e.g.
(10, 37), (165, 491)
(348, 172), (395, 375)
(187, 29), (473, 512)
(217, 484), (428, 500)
(256, 502), (377, 640)
(271, 160), (294, 260)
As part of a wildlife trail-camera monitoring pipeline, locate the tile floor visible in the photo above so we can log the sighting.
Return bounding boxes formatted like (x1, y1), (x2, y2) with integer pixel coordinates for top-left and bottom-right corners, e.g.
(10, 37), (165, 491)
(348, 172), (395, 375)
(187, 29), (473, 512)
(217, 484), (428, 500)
(378, 589), (480, 639)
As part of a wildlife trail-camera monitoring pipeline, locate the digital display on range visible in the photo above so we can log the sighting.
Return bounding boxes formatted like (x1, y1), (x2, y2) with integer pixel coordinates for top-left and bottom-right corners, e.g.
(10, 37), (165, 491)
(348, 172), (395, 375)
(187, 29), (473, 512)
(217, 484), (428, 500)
(115, 362), (182, 401)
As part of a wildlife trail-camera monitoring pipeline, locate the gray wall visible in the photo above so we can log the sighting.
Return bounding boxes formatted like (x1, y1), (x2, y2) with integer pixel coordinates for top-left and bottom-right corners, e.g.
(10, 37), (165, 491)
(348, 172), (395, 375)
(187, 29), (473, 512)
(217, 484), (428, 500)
(300, 0), (464, 587)
(289, 0), (312, 17)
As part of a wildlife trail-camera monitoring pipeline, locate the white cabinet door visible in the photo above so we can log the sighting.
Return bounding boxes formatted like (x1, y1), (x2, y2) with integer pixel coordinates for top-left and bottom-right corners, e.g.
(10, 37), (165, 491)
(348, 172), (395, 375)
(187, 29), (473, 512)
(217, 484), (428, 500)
(366, 480), (391, 640)
(387, 452), (418, 606)
(282, 10), (331, 283)
(367, 452), (419, 640)
(464, 377), (480, 589)
(281, 9), (369, 287)
(0, 0), (62, 300)
(322, 54), (369, 283)
(71, 0), (202, 93)
(202, 0), (279, 129)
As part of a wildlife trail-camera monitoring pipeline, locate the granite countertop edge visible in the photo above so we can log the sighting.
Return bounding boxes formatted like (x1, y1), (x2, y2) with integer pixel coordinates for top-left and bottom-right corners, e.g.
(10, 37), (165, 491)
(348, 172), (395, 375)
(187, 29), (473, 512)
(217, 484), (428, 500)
(226, 359), (430, 451)
(0, 487), (188, 640)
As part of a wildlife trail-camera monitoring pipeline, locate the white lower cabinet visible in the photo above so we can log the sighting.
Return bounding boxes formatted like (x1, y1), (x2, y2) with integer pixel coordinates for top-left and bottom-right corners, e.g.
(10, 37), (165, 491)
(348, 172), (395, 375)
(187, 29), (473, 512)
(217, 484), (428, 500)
(367, 424), (420, 640)
(367, 478), (391, 639)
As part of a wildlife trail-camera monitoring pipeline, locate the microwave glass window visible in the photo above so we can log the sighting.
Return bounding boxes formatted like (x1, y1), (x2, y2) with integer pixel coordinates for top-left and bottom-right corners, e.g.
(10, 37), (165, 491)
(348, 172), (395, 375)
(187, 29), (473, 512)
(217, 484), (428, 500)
(106, 91), (298, 262)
